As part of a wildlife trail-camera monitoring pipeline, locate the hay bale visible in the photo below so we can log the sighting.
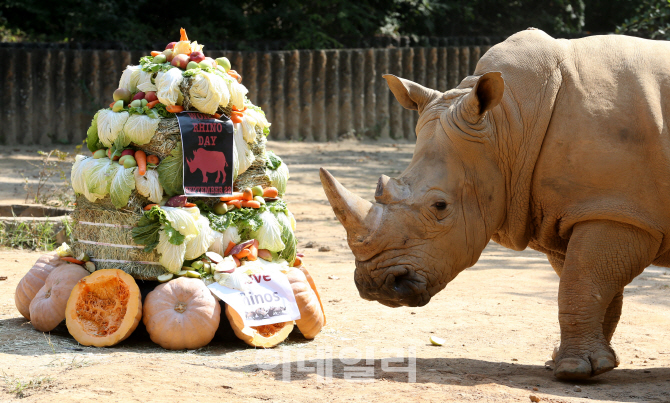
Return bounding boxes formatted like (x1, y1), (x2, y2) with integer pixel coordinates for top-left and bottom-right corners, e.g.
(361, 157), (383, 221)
(71, 194), (167, 280)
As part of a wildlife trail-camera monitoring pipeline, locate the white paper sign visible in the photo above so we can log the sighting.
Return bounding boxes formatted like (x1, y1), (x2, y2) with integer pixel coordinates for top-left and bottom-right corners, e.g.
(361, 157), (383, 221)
(208, 268), (301, 326)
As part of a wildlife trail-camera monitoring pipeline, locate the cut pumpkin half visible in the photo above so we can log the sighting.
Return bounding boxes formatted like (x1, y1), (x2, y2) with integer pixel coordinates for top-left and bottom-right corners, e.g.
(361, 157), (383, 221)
(225, 305), (293, 348)
(65, 269), (142, 347)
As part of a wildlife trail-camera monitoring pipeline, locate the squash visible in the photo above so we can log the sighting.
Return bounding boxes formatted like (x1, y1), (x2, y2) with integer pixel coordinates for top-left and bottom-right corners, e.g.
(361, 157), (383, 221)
(15, 253), (66, 320)
(225, 304), (294, 348)
(286, 267), (326, 339)
(297, 266), (326, 326)
(143, 277), (221, 350)
(65, 269), (142, 347)
(29, 264), (89, 332)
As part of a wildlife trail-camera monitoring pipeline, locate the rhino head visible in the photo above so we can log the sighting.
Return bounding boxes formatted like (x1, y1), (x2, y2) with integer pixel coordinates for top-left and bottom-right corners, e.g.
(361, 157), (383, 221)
(321, 72), (508, 308)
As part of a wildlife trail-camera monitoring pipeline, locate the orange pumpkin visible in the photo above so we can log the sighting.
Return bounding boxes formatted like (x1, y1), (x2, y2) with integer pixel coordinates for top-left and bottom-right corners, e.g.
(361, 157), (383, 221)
(287, 267), (326, 339)
(65, 269), (142, 347)
(15, 253), (66, 320)
(297, 266), (326, 326)
(29, 264), (89, 332)
(143, 277), (221, 350)
(225, 305), (294, 348)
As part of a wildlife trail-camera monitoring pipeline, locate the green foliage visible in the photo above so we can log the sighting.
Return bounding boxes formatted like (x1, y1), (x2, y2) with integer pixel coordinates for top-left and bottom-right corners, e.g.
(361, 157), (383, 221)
(616, 0), (670, 39)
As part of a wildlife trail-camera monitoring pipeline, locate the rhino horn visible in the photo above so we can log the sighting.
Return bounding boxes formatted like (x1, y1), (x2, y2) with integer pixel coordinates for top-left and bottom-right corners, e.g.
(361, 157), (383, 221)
(320, 168), (383, 247)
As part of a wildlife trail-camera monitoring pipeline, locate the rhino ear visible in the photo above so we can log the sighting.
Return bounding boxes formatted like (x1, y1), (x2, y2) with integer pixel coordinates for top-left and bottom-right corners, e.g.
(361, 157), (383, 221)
(383, 74), (440, 114)
(461, 72), (504, 122)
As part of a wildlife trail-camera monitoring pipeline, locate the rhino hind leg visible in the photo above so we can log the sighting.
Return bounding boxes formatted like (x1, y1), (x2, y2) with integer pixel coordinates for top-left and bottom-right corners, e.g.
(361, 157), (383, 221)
(216, 170), (221, 183)
(553, 220), (658, 380)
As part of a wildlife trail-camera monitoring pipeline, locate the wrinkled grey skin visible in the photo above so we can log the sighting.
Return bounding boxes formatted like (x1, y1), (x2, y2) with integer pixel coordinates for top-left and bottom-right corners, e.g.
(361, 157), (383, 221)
(320, 29), (670, 380)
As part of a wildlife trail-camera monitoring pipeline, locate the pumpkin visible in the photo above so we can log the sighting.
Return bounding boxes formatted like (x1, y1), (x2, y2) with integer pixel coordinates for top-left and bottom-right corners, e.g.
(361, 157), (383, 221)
(15, 253), (66, 320)
(65, 269), (142, 347)
(297, 266), (326, 326)
(286, 267), (326, 339)
(225, 304), (294, 348)
(143, 277), (221, 350)
(29, 264), (89, 332)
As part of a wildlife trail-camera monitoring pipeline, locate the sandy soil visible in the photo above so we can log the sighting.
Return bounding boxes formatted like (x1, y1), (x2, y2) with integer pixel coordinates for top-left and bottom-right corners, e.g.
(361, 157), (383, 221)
(1, 141), (669, 402)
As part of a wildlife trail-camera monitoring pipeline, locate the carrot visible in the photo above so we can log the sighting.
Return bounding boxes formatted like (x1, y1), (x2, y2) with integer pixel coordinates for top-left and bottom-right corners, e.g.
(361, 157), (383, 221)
(241, 200), (261, 209)
(224, 241), (236, 256)
(293, 256), (303, 267)
(226, 200), (242, 209)
(213, 113), (222, 119)
(143, 204), (158, 211)
(262, 187), (279, 198)
(234, 249), (251, 259)
(147, 100), (160, 109)
(151, 51), (161, 57)
(231, 105), (247, 112)
(135, 150), (147, 175)
(228, 70), (242, 83)
(230, 111), (243, 124)
(61, 257), (85, 265)
(147, 155), (160, 165)
(220, 192), (243, 202)
(233, 256), (241, 267)
(242, 188), (254, 201)
(247, 246), (258, 261)
(166, 105), (184, 113)
(109, 101), (115, 108)
(180, 27), (188, 42)
(184, 202), (196, 207)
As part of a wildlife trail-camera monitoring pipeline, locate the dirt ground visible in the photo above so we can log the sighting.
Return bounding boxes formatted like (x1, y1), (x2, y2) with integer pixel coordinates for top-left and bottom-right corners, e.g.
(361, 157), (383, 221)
(1, 141), (669, 403)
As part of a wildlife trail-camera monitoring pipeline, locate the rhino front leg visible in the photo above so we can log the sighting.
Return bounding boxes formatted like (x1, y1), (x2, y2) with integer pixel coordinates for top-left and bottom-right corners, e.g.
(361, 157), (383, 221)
(553, 220), (658, 380)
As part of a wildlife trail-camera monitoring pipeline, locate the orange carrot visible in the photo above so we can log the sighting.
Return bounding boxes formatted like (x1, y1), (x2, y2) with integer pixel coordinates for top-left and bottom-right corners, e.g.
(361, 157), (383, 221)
(135, 150), (147, 175)
(151, 51), (161, 57)
(147, 155), (160, 165)
(213, 113), (222, 119)
(230, 111), (243, 124)
(293, 256), (303, 267)
(247, 246), (258, 261)
(226, 200), (242, 209)
(147, 100), (160, 109)
(241, 200), (261, 209)
(166, 105), (184, 113)
(220, 192), (243, 201)
(109, 101), (115, 108)
(143, 204), (158, 211)
(231, 105), (247, 112)
(234, 249), (250, 259)
(61, 257), (85, 265)
(242, 188), (253, 201)
(228, 70), (242, 83)
(262, 187), (279, 198)
(180, 28), (188, 42)
(233, 256), (241, 267)
(184, 202), (196, 207)
(224, 241), (236, 256)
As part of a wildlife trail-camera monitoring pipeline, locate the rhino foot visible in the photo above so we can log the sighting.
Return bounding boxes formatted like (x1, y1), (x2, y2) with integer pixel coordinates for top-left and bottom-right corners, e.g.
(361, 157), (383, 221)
(553, 348), (618, 380)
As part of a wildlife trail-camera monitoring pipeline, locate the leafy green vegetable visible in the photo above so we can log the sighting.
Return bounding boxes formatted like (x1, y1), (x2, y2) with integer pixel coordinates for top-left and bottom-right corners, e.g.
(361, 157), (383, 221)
(110, 166), (136, 208)
(132, 206), (185, 252)
(86, 110), (103, 152)
(157, 143), (183, 196)
(277, 212), (297, 265)
(266, 151), (289, 195)
(206, 206), (264, 239)
(139, 55), (175, 73)
(182, 66), (216, 77)
(265, 151), (283, 170)
(153, 103), (175, 119)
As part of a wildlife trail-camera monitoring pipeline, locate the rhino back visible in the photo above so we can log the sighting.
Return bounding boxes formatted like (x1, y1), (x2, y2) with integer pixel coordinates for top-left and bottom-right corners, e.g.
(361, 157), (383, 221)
(532, 34), (670, 254)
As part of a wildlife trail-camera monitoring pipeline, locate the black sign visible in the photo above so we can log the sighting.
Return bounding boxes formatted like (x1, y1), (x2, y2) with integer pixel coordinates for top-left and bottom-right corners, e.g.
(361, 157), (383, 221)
(176, 111), (234, 197)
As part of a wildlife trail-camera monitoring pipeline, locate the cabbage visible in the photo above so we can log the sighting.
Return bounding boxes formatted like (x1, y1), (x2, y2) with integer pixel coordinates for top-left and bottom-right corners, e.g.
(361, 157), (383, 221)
(245, 107), (271, 132)
(134, 169), (163, 203)
(156, 68), (184, 107)
(110, 165), (136, 209)
(71, 155), (90, 195)
(241, 114), (257, 144)
(123, 114), (160, 145)
(157, 230), (186, 274)
(288, 210), (297, 231)
(233, 124), (254, 179)
(266, 159), (289, 196)
(162, 206), (199, 239)
(275, 210), (297, 265)
(119, 65), (141, 92)
(251, 211), (285, 253)
(185, 215), (215, 259)
(208, 225), (241, 255)
(229, 81), (248, 110)
(157, 143), (184, 196)
(214, 265), (253, 291)
(189, 72), (229, 115)
(97, 110), (129, 147)
(84, 158), (114, 201)
(136, 70), (155, 93)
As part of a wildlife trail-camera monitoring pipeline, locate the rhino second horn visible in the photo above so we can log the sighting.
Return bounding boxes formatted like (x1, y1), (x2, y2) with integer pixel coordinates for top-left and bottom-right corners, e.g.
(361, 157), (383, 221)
(319, 168), (383, 245)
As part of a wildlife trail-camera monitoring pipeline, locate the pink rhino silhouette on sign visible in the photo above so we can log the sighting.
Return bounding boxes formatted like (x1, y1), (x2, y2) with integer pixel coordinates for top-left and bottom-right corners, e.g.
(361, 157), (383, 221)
(186, 148), (228, 183)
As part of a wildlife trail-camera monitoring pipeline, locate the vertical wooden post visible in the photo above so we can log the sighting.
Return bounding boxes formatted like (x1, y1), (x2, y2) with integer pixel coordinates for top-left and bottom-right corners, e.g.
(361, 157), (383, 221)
(243, 52), (258, 104)
(17, 49), (34, 144)
(325, 50), (340, 141)
(402, 48), (415, 139)
(375, 49), (389, 140)
(312, 50), (327, 141)
(339, 50), (353, 138)
(469, 46), (480, 75)
(54, 50), (68, 145)
(426, 47), (438, 91)
(458, 46), (470, 82)
(388, 48), (403, 140)
(1, 48), (17, 145)
(32, 49), (52, 145)
(351, 50), (365, 137)
(257, 53), (273, 136)
(285, 50), (300, 141)
(271, 52), (286, 140)
(447, 47), (460, 89)
(299, 50), (313, 141)
(363, 49), (376, 138)
(437, 47), (448, 91)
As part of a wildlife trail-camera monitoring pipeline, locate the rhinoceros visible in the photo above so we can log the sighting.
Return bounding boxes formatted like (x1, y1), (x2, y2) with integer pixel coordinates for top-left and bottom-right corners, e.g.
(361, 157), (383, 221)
(320, 29), (670, 380)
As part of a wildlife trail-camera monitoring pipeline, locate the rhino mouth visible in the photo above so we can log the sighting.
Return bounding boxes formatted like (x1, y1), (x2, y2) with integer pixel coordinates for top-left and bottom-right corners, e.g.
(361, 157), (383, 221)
(354, 262), (431, 307)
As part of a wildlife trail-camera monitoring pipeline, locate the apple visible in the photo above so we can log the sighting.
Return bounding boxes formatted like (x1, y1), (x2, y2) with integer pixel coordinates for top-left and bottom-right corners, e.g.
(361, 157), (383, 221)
(171, 54), (190, 69)
(162, 49), (174, 62)
(145, 91), (158, 102)
(113, 88), (131, 103)
(121, 149), (135, 157)
(216, 57), (231, 72)
(186, 61), (200, 70)
(132, 92), (145, 101)
(107, 149), (121, 161)
(130, 100), (142, 108)
(111, 100), (125, 112)
(166, 42), (177, 50)
(153, 54), (167, 64)
(189, 51), (205, 62)
(203, 57), (217, 68)
(92, 149), (107, 159)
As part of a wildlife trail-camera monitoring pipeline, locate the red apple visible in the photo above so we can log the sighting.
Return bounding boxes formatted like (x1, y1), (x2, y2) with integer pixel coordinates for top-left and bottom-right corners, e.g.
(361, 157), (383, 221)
(162, 49), (174, 62)
(189, 51), (205, 62)
(121, 149), (135, 157)
(166, 42), (177, 50)
(171, 54), (190, 69)
(132, 92), (145, 101)
(145, 91), (158, 102)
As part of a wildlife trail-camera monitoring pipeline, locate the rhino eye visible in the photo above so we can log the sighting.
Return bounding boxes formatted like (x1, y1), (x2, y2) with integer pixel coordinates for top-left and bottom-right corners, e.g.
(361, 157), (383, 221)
(433, 201), (447, 211)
